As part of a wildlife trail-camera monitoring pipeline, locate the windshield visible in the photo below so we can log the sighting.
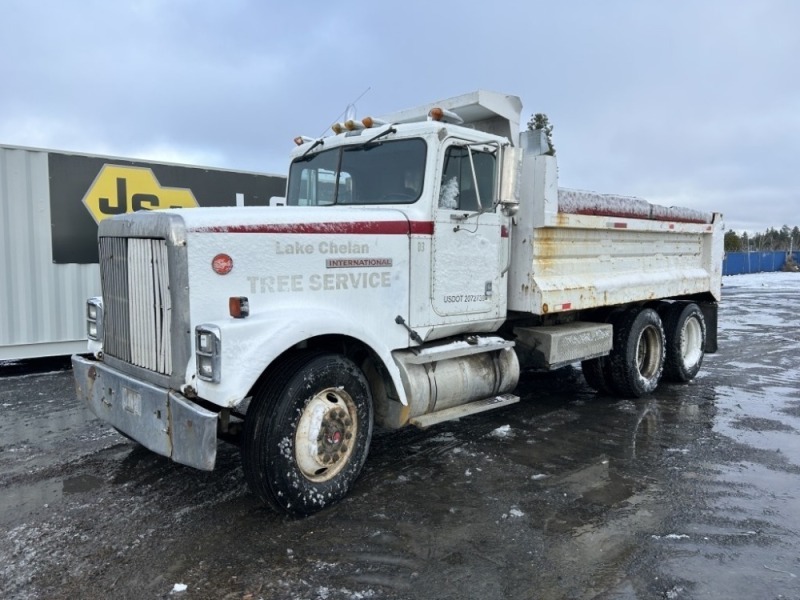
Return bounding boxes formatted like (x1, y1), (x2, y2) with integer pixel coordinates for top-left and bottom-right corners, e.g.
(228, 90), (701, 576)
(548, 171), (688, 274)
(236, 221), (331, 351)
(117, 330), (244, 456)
(287, 138), (427, 206)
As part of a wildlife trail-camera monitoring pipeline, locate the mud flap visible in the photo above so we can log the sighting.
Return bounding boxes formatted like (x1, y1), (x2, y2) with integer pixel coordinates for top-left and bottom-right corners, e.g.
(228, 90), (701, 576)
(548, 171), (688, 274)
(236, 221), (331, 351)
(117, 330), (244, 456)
(698, 302), (718, 354)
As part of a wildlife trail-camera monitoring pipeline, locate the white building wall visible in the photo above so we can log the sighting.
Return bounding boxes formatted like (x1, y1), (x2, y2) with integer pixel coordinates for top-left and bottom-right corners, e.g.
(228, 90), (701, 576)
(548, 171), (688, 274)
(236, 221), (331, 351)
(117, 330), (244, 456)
(0, 145), (99, 360)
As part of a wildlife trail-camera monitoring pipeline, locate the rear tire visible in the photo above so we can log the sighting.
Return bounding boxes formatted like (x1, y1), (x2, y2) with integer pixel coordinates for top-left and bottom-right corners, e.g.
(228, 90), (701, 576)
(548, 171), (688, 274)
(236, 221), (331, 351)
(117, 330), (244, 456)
(241, 352), (373, 517)
(608, 308), (665, 398)
(581, 357), (612, 394)
(661, 302), (706, 382)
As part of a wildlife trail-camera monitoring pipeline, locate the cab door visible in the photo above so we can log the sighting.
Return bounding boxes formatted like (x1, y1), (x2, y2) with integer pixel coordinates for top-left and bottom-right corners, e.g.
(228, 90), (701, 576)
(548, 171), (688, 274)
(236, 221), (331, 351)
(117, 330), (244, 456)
(431, 143), (506, 319)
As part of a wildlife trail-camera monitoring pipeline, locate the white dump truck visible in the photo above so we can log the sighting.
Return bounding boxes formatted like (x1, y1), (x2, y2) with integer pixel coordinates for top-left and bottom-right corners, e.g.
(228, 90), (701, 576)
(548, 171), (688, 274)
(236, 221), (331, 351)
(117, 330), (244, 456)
(72, 90), (723, 516)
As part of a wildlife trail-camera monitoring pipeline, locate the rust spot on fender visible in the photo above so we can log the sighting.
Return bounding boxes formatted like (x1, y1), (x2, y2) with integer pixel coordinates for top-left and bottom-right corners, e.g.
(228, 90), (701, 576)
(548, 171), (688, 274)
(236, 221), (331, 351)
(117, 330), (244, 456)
(88, 366), (97, 381)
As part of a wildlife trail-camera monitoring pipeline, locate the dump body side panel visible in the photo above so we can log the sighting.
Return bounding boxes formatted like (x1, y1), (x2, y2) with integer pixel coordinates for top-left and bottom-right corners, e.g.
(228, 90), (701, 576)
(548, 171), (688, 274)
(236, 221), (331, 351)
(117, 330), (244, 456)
(508, 155), (723, 315)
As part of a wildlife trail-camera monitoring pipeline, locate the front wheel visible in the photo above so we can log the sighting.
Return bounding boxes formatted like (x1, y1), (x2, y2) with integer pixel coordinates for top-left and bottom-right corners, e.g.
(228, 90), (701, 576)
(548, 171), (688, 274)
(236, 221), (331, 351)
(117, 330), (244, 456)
(241, 352), (373, 517)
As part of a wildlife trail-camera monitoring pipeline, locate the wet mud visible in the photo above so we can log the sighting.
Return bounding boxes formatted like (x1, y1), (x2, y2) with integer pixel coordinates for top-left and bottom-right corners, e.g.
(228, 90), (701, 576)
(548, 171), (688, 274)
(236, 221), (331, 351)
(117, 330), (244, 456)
(1, 274), (799, 599)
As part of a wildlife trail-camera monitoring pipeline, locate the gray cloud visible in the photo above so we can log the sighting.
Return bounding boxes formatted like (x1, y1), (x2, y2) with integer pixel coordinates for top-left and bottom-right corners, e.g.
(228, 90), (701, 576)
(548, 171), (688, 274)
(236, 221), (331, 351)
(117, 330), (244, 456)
(2, 0), (797, 233)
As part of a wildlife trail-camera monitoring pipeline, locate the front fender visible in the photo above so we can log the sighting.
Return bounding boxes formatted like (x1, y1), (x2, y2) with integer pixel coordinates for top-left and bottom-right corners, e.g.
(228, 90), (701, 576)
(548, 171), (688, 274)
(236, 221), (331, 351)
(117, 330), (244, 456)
(190, 307), (410, 408)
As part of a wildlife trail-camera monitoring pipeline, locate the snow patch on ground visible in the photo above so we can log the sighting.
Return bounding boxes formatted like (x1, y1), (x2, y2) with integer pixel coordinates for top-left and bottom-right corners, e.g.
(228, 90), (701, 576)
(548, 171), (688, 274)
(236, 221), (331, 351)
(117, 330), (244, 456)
(489, 425), (513, 438)
(652, 533), (690, 540)
(723, 271), (799, 290)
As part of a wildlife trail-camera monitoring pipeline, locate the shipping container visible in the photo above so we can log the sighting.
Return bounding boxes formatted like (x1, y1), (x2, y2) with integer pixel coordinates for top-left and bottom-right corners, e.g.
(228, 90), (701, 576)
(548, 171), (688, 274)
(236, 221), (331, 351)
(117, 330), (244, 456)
(0, 144), (286, 360)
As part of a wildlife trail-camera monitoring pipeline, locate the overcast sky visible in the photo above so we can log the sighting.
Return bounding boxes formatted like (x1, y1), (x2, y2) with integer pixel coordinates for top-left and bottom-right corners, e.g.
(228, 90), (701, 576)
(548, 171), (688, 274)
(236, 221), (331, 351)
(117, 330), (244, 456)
(2, 0), (797, 233)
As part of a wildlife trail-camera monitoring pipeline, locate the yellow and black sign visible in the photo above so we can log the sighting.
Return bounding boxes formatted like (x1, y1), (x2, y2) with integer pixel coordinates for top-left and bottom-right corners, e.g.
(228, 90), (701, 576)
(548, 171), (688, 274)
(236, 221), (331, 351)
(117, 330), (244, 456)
(82, 165), (199, 224)
(48, 153), (286, 264)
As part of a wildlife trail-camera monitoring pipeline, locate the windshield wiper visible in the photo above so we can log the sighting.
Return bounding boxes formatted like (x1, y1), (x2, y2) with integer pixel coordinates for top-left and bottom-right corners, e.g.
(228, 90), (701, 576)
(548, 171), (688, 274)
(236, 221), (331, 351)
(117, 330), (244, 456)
(301, 138), (325, 158)
(357, 125), (397, 149)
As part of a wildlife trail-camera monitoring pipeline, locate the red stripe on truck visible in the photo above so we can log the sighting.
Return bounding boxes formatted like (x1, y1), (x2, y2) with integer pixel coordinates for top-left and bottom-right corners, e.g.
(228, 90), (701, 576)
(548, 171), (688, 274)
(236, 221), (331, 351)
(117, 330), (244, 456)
(192, 221), (435, 235)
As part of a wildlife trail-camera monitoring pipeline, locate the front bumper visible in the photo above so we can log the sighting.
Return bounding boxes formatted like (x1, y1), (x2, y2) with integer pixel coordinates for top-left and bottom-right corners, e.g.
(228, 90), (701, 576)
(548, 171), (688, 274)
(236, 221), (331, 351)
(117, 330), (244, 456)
(72, 354), (218, 470)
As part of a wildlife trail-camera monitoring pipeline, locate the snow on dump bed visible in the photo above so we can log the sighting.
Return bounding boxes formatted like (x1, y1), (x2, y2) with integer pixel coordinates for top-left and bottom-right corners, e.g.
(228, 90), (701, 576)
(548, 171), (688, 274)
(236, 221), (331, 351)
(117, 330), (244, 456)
(558, 188), (713, 224)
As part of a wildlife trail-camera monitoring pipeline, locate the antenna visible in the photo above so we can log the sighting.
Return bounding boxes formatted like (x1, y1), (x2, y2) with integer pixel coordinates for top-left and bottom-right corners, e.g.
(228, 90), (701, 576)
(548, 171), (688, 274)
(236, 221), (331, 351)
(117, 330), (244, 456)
(319, 86), (371, 137)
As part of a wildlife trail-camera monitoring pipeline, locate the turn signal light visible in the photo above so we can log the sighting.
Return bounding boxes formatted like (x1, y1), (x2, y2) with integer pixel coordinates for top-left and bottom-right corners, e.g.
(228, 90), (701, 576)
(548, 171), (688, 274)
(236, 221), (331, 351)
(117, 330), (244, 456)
(229, 296), (249, 318)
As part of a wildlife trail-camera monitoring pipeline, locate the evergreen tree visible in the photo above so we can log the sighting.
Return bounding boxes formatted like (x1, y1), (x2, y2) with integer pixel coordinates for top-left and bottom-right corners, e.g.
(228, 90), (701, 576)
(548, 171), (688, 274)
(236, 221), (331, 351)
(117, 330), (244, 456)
(526, 113), (555, 156)
(724, 230), (742, 252)
(731, 225), (800, 252)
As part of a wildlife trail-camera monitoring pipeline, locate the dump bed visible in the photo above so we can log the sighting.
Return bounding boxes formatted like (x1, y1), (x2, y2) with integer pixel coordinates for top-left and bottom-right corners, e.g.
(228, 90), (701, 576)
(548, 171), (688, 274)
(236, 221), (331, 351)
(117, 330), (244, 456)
(507, 154), (723, 316)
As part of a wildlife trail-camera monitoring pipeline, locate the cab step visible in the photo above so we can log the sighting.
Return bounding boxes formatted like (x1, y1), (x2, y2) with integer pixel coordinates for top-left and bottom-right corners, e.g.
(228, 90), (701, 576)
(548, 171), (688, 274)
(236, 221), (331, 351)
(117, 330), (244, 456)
(409, 393), (520, 428)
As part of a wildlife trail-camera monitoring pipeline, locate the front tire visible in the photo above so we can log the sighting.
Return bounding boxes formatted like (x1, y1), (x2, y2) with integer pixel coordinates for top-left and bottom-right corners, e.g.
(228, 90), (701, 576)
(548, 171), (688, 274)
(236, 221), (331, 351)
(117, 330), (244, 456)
(608, 308), (665, 398)
(241, 352), (373, 517)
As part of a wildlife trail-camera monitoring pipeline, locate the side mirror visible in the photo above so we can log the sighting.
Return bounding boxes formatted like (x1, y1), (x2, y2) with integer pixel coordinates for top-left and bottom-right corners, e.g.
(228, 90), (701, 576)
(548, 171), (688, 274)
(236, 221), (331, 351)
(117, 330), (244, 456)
(498, 146), (522, 216)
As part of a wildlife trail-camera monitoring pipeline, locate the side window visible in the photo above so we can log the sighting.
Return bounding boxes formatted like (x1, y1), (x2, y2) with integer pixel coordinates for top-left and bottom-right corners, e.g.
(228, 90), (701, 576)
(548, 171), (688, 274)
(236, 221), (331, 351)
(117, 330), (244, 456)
(439, 146), (496, 211)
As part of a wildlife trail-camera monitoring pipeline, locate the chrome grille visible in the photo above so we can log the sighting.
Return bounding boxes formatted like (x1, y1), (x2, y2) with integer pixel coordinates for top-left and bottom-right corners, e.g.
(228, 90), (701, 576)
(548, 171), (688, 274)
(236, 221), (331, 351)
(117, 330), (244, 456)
(99, 237), (173, 375)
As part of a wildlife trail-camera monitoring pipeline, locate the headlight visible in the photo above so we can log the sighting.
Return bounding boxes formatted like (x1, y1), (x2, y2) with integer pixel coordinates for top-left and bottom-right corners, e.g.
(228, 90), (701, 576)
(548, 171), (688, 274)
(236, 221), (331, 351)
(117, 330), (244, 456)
(198, 332), (213, 352)
(195, 325), (221, 383)
(86, 297), (103, 341)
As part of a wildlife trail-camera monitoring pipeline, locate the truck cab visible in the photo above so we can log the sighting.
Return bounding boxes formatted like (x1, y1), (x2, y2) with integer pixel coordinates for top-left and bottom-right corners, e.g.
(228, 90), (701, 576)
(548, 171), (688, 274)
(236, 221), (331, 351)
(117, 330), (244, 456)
(287, 113), (513, 339)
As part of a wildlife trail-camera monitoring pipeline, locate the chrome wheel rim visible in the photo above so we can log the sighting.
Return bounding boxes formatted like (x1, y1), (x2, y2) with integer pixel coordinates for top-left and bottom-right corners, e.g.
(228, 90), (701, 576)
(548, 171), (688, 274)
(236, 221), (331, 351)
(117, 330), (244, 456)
(681, 316), (703, 369)
(636, 325), (662, 379)
(295, 387), (358, 482)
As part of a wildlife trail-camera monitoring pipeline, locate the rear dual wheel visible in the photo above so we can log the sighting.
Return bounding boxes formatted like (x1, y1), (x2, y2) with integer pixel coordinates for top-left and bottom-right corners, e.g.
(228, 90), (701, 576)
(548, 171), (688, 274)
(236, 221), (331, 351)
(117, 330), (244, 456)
(661, 302), (706, 382)
(582, 307), (665, 398)
(608, 308), (666, 398)
(581, 355), (613, 394)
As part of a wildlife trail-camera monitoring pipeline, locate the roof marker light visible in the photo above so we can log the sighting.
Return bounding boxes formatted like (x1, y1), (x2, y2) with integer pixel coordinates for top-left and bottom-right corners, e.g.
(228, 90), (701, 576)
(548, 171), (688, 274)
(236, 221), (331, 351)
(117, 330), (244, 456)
(294, 135), (314, 146)
(344, 119), (365, 131)
(331, 122), (345, 134)
(428, 107), (464, 125)
(361, 116), (387, 129)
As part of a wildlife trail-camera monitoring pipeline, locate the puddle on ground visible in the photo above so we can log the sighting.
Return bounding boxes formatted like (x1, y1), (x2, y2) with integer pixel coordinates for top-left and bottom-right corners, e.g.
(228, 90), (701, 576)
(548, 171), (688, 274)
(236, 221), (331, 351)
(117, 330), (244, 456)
(62, 473), (104, 494)
(0, 479), (62, 526)
(0, 473), (106, 526)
